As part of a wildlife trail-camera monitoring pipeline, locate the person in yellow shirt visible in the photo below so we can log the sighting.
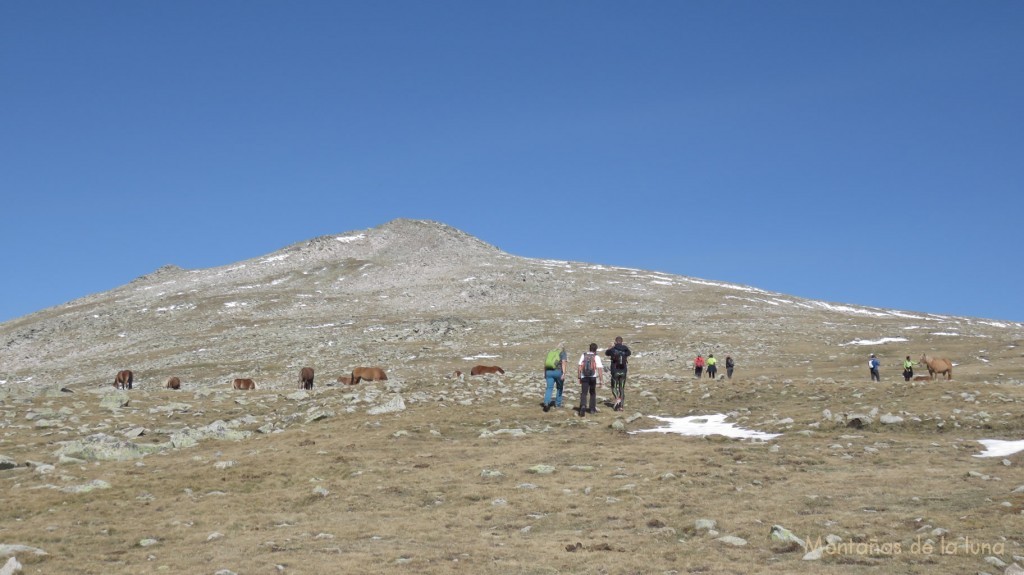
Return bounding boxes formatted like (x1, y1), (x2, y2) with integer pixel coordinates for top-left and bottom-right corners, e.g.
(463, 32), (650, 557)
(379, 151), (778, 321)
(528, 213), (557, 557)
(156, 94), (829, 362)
(902, 355), (914, 381)
(706, 354), (718, 379)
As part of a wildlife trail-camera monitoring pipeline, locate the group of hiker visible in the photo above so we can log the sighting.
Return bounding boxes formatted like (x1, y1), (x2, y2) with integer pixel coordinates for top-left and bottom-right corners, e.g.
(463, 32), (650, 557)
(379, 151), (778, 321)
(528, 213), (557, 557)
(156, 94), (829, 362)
(693, 353), (735, 379)
(871, 354), (920, 382)
(542, 337), (633, 417)
(541, 339), (737, 416)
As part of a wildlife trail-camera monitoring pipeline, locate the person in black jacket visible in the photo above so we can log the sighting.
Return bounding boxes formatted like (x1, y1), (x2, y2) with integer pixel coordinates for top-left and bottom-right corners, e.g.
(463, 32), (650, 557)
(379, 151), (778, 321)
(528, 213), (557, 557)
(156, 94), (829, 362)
(605, 336), (632, 411)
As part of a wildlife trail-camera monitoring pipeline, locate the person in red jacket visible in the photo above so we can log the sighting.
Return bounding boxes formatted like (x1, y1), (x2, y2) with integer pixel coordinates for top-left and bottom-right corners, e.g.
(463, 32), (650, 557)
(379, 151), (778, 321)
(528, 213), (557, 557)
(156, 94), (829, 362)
(694, 354), (705, 378)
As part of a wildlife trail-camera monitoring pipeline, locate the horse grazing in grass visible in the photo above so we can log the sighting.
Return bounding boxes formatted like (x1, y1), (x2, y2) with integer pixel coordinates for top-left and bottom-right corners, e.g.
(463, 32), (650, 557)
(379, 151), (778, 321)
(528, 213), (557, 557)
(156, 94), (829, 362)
(232, 378), (256, 390)
(337, 374), (354, 385)
(299, 367), (314, 390)
(920, 354), (953, 380)
(114, 370), (133, 390)
(351, 367), (387, 384)
(470, 365), (505, 376)
(166, 376), (181, 390)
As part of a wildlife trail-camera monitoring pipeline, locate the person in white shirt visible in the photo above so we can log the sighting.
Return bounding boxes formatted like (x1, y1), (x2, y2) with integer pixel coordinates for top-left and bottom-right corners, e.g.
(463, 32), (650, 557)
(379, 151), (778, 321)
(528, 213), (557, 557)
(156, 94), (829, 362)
(576, 343), (604, 417)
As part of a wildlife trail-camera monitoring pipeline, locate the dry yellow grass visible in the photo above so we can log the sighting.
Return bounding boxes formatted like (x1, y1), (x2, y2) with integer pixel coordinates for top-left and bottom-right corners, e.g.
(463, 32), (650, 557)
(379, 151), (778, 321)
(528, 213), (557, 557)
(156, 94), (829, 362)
(2, 364), (1023, 575)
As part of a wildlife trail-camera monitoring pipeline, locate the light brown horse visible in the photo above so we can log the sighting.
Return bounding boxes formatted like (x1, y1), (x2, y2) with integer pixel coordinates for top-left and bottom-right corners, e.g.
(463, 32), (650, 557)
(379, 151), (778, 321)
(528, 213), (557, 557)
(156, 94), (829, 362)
(166, 376), (181, 390)
(299, 367), (314, 390)
(232, 378), (256, 390)
(351, 367), (388, 384)
(114, 370), (133, 390)
(337, 374), (355, 385)
(920, 354), (953, 380)
(470, 365), (505, 376)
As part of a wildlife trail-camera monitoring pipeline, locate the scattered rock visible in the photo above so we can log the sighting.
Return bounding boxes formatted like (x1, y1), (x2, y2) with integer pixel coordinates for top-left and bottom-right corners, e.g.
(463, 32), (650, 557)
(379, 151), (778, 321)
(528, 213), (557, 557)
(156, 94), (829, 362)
(528, 465), (556, 475)
(0, 557), (21, 575)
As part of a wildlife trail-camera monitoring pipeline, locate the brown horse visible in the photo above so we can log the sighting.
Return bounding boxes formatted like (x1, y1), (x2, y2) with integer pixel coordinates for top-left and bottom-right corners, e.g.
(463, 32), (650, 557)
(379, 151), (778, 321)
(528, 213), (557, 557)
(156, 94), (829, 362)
(166, 376), (181, 390)
(337, 374), (355, 385)
(114, 370), (133, 390)
(470, 365), (505, 376)
(299, 367), (314, 390)
(351, 367), (387, 384)
(920, 354), (953, 380)
(232, 378), (256, 390)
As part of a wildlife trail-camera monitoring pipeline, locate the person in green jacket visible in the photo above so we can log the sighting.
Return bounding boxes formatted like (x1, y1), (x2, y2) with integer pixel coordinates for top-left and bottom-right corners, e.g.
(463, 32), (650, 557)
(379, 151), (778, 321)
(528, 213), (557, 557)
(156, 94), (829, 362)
(902, 356), (914, 381)
(706, 354), (718, 379)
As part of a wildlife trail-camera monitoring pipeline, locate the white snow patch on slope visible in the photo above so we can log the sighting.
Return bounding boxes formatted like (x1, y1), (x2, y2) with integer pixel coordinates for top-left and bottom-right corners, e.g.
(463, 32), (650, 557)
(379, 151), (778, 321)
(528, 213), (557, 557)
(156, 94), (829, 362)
(840, 337), (908, 346)
(633, 414), (780, 441)
(974, 439), (1024, 458)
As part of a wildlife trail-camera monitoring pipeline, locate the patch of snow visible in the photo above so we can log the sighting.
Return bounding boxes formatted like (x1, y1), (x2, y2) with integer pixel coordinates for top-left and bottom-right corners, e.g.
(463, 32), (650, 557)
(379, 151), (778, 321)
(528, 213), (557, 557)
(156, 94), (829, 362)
(932, 332), (959, 336)
(261, 254), (290, 263)
(681, 278), (769, 294)
(633, 414), (780, 441)
(463, 354), (500, 360)
(977, 320), (1009, 328)
(840, 337), (908, 346)
(974, 439), (1024, 458)
(335, 234), (365, 243)
(223, 302), (246, 308)
(811, 302), (891, 318)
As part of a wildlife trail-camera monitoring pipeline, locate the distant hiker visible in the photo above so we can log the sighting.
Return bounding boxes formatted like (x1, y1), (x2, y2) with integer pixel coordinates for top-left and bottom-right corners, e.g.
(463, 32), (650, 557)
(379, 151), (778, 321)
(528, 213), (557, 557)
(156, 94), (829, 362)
(869, 354), (881, 382)
(706, 354), (717, 379)
(577, 343), (604, 417)
(694, 354), (705, 378)
(542, 345), (568, 412)
(605, 336), (632, 411)
(902, 355), (914, 381)
(725, 356), (735, 379)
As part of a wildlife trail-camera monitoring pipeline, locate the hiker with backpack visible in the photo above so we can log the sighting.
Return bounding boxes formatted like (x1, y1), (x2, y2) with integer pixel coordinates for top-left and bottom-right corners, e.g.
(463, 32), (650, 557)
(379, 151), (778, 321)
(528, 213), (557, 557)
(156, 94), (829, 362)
(694, 354), (705, 378)
(605, 336), (632, 411)
(706, 354), (717, 379)
(542, 345), (568, 412)
(725, 356), (735, 379)
(577, 343), (604, 417)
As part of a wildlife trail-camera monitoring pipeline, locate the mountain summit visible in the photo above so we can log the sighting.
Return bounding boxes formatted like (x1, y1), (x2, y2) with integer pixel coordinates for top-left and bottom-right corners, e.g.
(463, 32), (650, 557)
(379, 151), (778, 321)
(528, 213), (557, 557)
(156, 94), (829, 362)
(0, 219), (1019, 390)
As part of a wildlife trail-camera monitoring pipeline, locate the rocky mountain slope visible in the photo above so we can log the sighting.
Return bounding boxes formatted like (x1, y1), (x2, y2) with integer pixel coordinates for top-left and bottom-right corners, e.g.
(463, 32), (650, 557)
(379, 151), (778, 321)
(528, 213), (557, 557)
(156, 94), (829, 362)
(1, 218), (1021, 391)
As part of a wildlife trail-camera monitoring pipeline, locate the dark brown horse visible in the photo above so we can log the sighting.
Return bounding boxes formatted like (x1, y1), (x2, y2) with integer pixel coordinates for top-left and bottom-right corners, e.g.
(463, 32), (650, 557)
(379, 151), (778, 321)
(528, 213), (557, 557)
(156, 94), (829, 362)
(470, 365), (505, 376)
(114, 370), (133, 390)
(166, 376), (181, 390)
(351, 367), (388, 384)
(299, 367), (314, 390)
(232, 378), (256, 390)
(920, 354), (953, 380)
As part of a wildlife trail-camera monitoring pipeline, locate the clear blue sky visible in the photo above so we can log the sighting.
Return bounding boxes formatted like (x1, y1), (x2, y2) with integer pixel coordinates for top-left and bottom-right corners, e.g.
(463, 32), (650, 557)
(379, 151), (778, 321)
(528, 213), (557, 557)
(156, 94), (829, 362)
(2, 1), (1022, 323)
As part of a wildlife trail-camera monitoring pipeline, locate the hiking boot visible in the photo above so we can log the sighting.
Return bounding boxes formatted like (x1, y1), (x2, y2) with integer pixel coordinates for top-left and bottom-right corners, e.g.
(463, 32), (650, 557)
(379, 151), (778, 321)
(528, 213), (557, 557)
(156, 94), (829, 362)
(578, 407), (586, 417)
(543, 403), (550, 413)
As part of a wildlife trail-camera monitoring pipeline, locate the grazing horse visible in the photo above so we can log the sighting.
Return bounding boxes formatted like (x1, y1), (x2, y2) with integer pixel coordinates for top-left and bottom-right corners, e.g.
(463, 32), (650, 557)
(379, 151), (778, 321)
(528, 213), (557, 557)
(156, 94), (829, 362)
(470, 365), (505, 376)
(299, 367), (314, 390)
(232, 378), (256, 390)
(920, 354), (954, 380)
(337, 374), (354, 385)
(166, 376), (181, 390)
(114, 370), (133, 390)
(351, 367), (387, 384)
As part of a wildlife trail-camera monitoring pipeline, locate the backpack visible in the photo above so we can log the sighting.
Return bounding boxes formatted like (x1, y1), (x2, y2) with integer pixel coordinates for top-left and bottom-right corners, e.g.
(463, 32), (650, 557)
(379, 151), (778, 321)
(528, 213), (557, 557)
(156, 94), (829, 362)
(611, 348), (627, 370)
(544, 349), (562, 370)
(581, 353), (596, 378)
